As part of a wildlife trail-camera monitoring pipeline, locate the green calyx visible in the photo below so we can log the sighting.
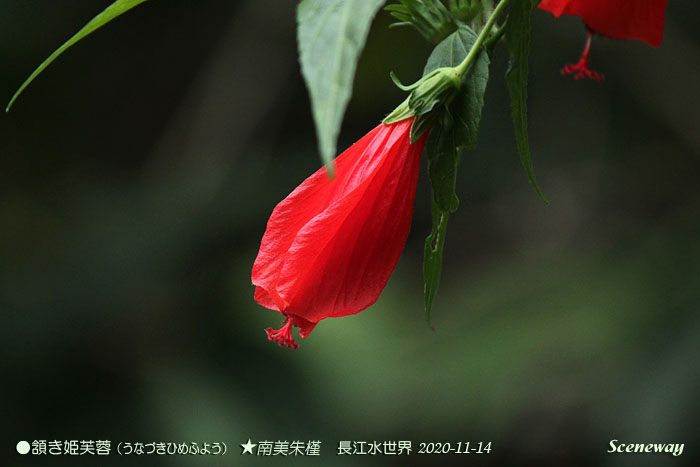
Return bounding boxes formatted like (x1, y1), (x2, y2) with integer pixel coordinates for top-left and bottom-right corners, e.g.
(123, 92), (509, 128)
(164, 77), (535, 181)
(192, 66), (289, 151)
(384, 66), (462, 143)
(391, 67), (461, 115)
(384, 0), (511, 143)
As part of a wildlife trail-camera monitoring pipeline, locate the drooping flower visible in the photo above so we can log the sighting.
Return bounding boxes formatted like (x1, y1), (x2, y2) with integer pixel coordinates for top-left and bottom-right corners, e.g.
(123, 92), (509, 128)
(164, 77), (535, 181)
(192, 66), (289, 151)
(252, 117), (427, 348)
(539, 0), (669, 80)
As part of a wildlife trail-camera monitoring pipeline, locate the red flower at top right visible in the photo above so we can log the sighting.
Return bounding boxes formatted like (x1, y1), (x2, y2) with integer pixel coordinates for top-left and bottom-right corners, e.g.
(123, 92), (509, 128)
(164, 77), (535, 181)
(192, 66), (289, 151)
(539, 0), (669, 80)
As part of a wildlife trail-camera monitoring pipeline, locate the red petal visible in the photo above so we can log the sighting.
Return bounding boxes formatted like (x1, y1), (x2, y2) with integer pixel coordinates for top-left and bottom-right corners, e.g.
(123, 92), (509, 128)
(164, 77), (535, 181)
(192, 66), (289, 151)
(539, 0), (668, 47)
(252, 118), (426, 333)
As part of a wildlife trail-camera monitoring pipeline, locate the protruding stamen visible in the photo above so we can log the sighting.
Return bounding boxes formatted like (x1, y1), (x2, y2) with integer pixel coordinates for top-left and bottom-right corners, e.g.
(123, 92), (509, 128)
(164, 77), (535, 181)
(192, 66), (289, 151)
(266, 320), (299, 349)
(561, 29), (605, 81)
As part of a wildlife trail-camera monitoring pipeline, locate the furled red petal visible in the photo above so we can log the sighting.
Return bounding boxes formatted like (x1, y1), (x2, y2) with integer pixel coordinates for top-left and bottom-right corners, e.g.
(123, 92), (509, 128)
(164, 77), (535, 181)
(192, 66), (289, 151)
(251, 123), (384, 312)
(252, 118), (426, 337)
(539, 0), (668, 47)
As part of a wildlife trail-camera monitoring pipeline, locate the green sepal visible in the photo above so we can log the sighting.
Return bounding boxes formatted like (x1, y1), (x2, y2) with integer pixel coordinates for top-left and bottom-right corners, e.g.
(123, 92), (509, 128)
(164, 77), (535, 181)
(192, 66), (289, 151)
(410, 113), (439, 143)
(386, 65), (462, 143)
(383, 97), (414, 125)
(389, 71), (421, 92)
(384, 101), (437, 144)
(409, 67), (461, 116)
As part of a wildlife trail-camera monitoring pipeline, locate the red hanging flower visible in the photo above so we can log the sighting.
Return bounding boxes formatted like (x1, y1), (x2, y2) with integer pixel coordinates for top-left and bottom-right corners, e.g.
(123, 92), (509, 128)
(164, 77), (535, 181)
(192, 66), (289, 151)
(252, 117), (427, 349)
(539, 0), (669, 80)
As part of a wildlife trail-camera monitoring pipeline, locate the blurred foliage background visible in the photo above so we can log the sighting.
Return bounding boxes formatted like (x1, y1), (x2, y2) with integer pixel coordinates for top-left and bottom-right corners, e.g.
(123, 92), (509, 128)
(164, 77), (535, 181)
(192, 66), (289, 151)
(1, 1), (698, 466)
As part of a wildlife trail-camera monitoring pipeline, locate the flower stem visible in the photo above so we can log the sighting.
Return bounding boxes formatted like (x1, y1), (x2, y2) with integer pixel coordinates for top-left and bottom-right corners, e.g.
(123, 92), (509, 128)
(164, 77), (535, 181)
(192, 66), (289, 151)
(455, 0), (510, 77)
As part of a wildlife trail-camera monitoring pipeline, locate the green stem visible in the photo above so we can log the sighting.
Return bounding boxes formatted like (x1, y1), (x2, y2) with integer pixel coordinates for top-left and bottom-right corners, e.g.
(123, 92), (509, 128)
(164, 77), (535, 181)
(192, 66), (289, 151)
(454, 0), (509, 77)
(484, 23), (506, 50)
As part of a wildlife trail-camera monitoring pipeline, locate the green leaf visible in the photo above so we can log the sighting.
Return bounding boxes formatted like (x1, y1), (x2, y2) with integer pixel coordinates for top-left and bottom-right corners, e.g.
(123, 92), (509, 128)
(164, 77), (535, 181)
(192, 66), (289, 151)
(504, 0), (548, 204)
(6, 0), (149, 112)
(424, 198), (450, 324)
(422, 126), (459, 322)
(419, 25), (491, 322)
(297, 0), (384, 173)
(425, 126), (460, 213)
(423, 25), (490, 150)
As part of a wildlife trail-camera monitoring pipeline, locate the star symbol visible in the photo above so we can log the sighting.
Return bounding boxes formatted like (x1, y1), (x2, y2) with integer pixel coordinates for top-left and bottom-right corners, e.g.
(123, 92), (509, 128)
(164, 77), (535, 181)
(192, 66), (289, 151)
(241, 438), (256, 455)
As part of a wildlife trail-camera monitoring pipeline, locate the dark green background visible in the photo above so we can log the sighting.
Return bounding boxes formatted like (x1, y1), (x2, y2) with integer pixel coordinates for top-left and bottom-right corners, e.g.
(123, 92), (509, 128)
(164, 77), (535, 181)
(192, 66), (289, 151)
(2, 1), (698, 466)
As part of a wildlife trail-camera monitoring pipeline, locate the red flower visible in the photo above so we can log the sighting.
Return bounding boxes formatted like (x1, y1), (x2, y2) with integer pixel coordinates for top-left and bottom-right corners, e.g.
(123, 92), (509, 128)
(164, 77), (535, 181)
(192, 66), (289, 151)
(539, 0), (668, 46)
(539, 0), (669, 80)
(252, 118), (427, 349)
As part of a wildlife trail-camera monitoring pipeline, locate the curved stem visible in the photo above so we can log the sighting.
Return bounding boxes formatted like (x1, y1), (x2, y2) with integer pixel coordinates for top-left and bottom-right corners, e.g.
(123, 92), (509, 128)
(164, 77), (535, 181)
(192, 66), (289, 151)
(455, 0), (510, 77)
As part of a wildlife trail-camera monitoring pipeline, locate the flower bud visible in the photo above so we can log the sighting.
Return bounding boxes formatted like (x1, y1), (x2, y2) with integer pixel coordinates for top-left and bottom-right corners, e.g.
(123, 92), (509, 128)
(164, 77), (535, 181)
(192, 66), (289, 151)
(252, 118), (428, 349)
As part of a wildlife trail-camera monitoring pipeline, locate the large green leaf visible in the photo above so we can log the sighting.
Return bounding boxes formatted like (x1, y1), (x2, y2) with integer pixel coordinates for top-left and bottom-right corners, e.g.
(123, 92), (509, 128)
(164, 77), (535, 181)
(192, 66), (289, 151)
(423, 25), (490, 150)
(6, 0), (150, 112)
(504, 0), (548, 203)
(297, 0), (384, 172)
